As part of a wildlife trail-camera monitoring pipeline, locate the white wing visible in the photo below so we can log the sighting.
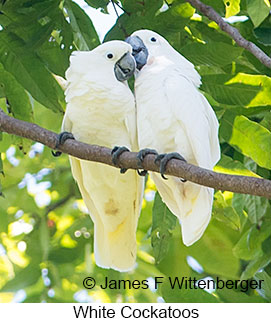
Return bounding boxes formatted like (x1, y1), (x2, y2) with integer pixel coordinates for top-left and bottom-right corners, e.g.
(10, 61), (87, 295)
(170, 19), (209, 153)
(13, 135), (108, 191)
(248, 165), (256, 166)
(62, 112), (144, 271)
(136, 67), (220, 246)
(158, 73), (219, 245)
(62, 50), (144, 271)
(166, 71), (220, 168)
(70, 157), (143, 271)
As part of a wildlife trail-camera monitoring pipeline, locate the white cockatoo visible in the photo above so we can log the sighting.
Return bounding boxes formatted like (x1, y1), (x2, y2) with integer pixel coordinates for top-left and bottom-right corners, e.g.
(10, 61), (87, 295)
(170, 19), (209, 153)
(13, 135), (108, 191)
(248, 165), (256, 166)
(126, 30), (220, 246)
(58, 41), (144, 271)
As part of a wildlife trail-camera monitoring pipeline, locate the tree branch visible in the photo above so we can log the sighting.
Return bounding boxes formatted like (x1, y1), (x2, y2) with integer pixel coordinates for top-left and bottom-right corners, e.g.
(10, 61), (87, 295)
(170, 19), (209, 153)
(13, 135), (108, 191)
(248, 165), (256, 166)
(186, 0), (271, 69)
(0, 108), (271, 199)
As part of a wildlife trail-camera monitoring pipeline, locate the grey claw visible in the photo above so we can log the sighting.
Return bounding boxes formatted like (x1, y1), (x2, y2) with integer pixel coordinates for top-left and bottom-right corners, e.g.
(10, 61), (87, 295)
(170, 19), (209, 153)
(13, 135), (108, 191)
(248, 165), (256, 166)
(137, 169), (148, 176)
(154, 153), (166, 166)
(155, 152), (187, 180)
(52, 151), (62, 157)
(111, 146), (130, 173)
(136, 148), (158, 176)
(56, 131), (75, 148)
(136, 148), (158, 167)
(52, 131), (75, 157)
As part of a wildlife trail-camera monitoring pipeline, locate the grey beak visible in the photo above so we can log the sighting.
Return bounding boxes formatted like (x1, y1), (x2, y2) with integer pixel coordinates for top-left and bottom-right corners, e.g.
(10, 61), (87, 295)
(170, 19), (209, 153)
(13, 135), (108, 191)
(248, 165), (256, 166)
(114, 52), (135, 82)
(125, 36), (148, 70)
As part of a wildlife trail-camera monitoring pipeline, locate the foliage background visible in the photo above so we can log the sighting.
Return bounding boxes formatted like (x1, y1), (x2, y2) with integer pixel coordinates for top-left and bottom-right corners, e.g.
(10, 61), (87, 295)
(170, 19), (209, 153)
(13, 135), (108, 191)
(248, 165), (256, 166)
(0, 0), (271, 303)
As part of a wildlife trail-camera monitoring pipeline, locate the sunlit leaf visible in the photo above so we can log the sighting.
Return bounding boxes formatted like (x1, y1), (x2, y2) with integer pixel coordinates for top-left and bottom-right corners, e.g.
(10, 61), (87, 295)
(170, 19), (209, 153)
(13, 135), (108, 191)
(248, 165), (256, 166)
(247, 0), (270, 27)
(201, 74), (260, 106)
(220, 112), (271, 169)
(214, 154), (260, 177)
(223, 0), (240, 18)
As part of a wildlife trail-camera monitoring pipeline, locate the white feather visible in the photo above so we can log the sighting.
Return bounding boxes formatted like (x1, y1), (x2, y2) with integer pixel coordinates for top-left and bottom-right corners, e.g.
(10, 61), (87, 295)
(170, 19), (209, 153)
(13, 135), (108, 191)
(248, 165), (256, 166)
(132, 30), (220, 246)
(62, 42), (144, 271)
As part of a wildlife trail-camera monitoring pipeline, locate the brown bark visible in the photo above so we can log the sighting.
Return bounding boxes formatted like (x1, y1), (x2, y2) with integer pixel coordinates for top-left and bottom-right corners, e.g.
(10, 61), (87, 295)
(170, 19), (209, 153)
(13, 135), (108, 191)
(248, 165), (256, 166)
(1, 109), (270, 199)
(186, 0), (271, 69)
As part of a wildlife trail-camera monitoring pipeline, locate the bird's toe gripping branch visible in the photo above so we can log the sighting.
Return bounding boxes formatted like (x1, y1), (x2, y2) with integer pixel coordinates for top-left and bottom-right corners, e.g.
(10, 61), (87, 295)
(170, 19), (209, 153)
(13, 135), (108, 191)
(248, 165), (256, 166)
(111, 146), (130, 174)
(155, 152), (187, 181)
(136, 148), (158, 176)
(52, 131), (75, 157)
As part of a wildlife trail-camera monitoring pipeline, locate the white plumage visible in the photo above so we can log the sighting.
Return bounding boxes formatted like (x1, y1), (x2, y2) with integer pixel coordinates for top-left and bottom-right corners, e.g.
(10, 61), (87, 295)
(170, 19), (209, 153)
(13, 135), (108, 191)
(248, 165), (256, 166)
(62, 41), (144, 271)
(131, 30), (220, 246)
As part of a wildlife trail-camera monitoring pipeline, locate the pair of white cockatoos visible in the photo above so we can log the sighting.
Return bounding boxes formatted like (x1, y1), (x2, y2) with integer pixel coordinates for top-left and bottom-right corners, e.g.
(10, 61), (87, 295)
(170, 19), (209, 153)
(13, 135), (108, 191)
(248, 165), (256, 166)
(57, 30), (220, 272)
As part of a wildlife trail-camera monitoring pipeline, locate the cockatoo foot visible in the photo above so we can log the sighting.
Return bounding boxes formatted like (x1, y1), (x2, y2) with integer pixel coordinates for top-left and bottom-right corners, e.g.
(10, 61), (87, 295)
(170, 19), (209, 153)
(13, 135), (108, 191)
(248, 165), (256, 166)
(136, 148), (158, 176)
(52, 131), (75, 157)
(155, 152), (187, 180)
(111, 146), (130, 174)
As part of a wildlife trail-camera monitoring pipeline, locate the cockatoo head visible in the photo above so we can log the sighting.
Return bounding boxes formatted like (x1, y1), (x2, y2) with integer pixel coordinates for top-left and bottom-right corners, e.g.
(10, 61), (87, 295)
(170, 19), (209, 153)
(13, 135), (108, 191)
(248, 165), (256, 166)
(126, 30), (169, 70)
(69, 41), (136, 82)
(99, 41), (136, 82)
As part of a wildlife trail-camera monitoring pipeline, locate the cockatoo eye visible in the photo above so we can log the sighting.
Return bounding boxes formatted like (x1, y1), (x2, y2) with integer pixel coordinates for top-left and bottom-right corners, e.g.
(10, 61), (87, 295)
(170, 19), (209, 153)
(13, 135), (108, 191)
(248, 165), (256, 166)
(107, 53), (114, 59)
(150, 37), (157, 42)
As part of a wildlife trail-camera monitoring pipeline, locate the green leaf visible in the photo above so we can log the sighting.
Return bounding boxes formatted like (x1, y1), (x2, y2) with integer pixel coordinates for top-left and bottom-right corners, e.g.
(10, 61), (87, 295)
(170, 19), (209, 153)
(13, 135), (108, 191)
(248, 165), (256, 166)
(0, 31), (65, 112)
(0, 152), (3, 198)
(155, 224), (192, 278)
(151, 192), (176, 264)
(40, 215), (50, 261)
(64, 0), (100, 51)
(229, 115), (271, 170)
(201, 74), (261, 106)
(49, 247), (84, 263)
(224, 0), (240, 18)
(233, 219), (271, 260)
(36, 12), (74, 77)
(247, 0), (270, 27)
(0, 63), (33, 122)
(188, 220), (240, 278)
(122, 0), (163, 14)
(213, 191), (241, 230)
(214, 154), (260, 177)
(216, 288), (267, 302)
(162, 279), (219, 303)
(220, 111), (271, 169)
(84, 0), (109, 11)
(181, 43), (243, 67)
(233, 226), (261, 260)
(254, 27), (271, 45)
(197, 0), (225, 15)
(225, 73), (271, 108)
(0, 208), (8, 232)
(254, 270), (271, 301)
(189, 20), (232, 45)
(170, 2), (195, 18)
(244, 195), (269, 223)
(0, 152), (3, 176)
(241, 253), (271, 280)
(0, 264), (41, 292)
